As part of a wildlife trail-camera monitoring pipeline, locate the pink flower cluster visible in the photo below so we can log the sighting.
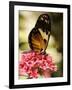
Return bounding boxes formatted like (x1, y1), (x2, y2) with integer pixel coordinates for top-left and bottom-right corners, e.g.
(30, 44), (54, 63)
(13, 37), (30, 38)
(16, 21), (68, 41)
(19, 51), (57, 78)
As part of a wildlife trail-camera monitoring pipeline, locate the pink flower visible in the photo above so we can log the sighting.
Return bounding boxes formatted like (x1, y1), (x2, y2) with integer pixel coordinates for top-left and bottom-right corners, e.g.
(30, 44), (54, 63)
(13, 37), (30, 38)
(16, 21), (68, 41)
(28, 69), (39, 78)
(19, 51), (57, 78)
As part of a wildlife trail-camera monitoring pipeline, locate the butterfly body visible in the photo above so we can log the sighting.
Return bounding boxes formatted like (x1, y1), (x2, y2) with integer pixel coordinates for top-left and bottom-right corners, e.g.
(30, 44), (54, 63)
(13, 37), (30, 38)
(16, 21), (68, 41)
(28, 14), (51, 53)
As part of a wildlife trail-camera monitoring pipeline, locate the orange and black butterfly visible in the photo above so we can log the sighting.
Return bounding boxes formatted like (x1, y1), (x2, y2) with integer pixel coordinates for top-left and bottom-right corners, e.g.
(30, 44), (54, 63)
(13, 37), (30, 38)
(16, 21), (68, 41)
(28, 14), (51, 53)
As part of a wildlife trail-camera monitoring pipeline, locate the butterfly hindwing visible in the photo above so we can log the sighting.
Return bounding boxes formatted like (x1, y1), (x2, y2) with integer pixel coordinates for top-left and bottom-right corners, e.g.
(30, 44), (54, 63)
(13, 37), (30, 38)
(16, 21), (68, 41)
(28, 28), (47, 52)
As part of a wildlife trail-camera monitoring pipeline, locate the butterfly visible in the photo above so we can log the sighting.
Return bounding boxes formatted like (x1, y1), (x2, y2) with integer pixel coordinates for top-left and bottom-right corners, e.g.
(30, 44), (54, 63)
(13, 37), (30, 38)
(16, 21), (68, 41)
(28, 14), (51, 53)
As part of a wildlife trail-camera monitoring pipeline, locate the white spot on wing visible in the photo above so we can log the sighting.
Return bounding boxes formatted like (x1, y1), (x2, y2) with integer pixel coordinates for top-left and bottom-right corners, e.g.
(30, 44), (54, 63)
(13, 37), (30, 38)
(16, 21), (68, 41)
(38, 28), (49, 40)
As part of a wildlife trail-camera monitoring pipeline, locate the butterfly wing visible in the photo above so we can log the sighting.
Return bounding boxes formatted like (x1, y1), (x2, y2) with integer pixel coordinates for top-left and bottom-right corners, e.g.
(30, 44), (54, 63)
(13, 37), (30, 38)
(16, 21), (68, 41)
(28, 14), (51, 53)
(38, 28), (50, 50)
(28, 28), (47, 53)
